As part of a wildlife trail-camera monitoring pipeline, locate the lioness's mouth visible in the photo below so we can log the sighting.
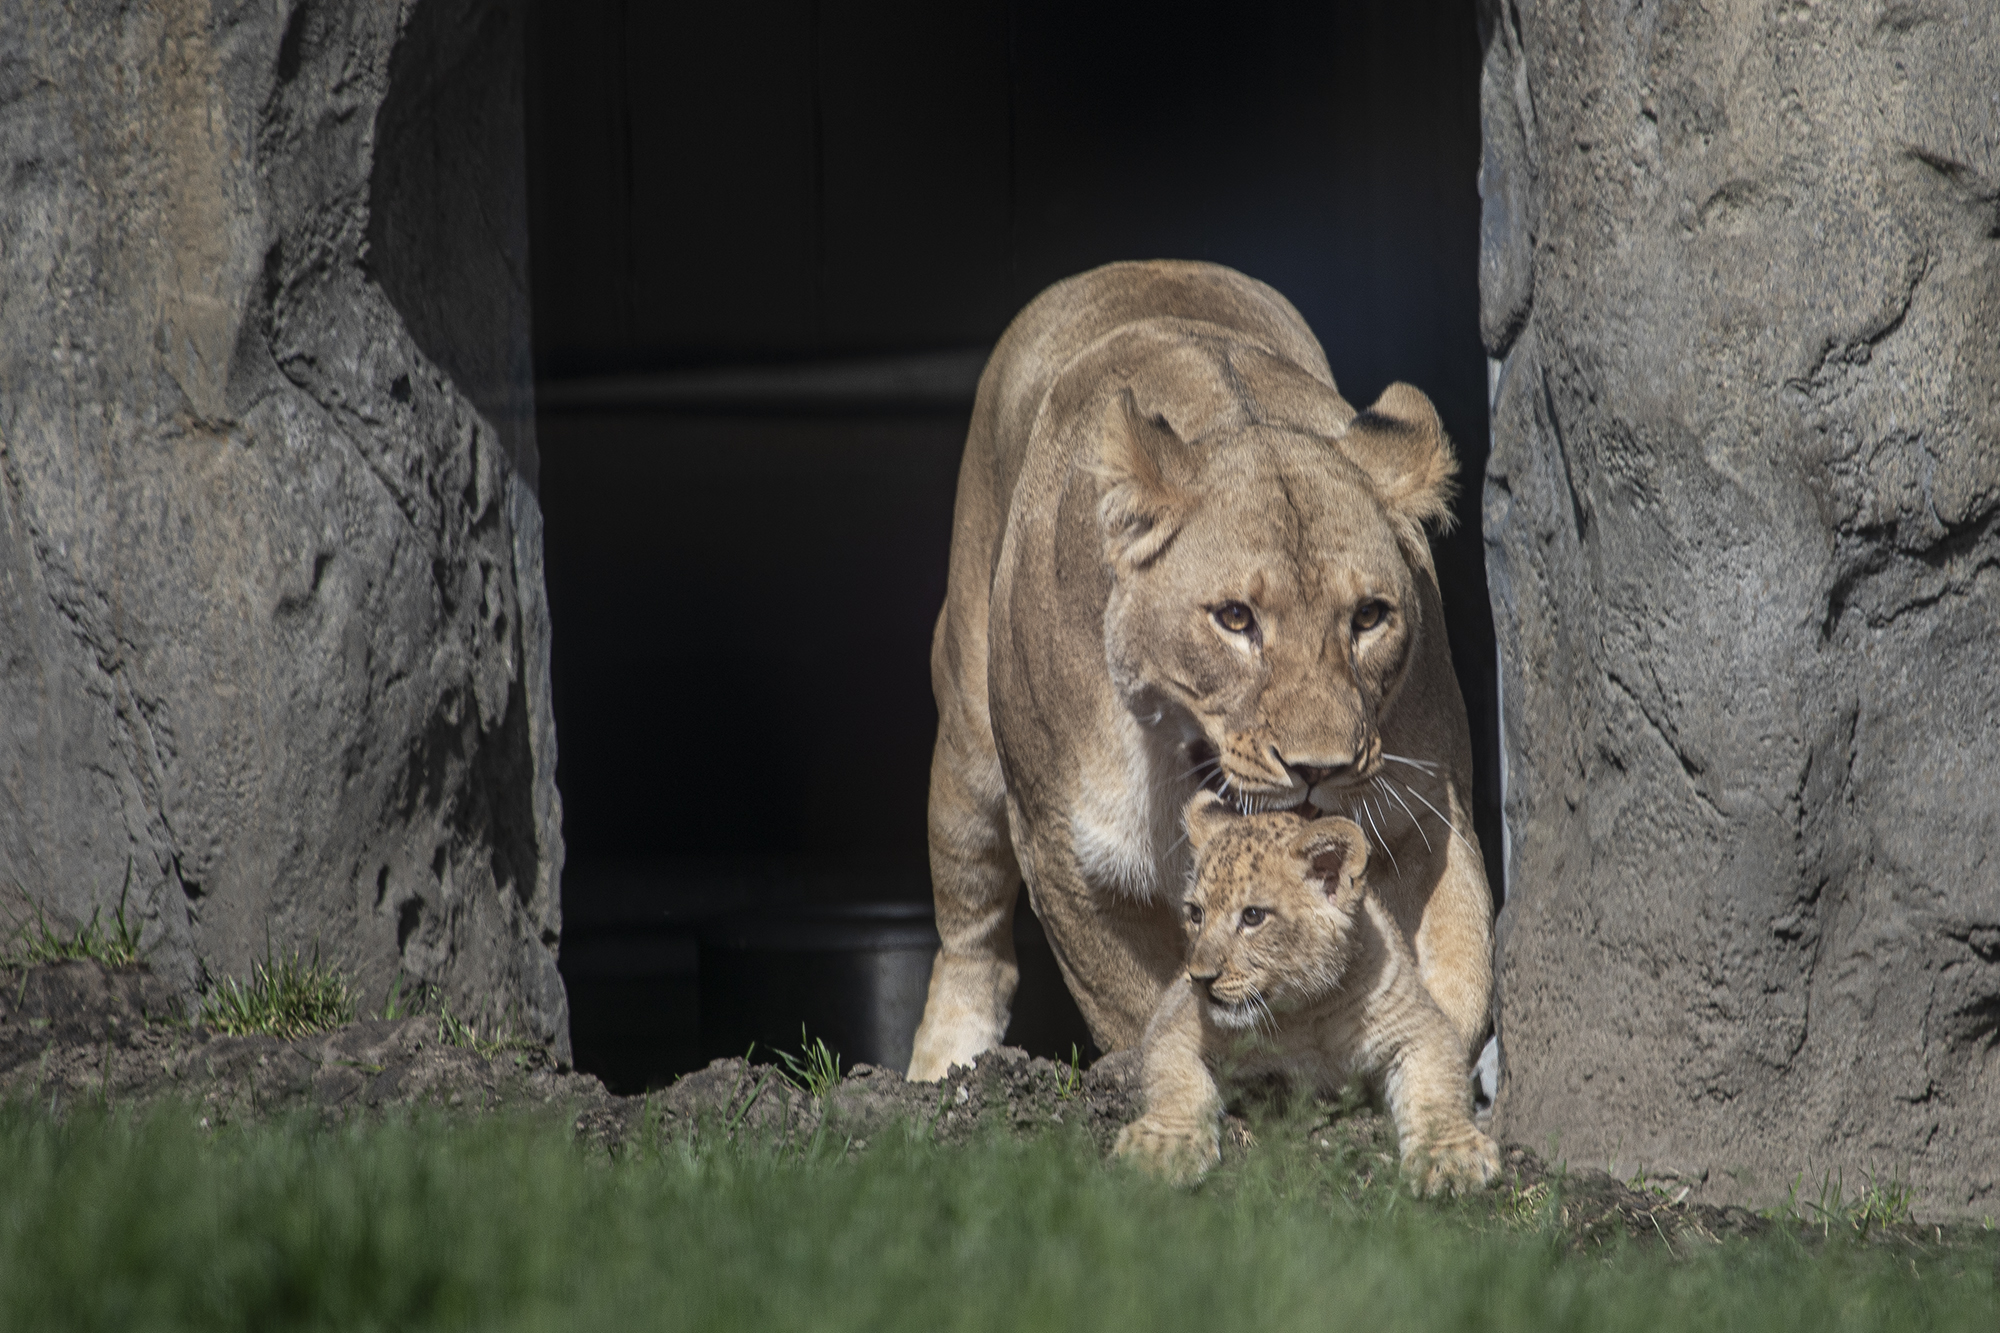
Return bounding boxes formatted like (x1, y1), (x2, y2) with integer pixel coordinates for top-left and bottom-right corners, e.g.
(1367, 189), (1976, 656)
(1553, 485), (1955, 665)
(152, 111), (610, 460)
(1185, 739), (1321, 820)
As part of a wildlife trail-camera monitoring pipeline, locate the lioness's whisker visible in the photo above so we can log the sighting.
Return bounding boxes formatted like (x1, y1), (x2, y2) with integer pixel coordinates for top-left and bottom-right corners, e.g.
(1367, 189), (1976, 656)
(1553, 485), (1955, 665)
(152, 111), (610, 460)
(1393, 776), (1478, 856)
(1376, 777), (1432, 853)
(1174, 756), (1223, 784)
(1383, 753), (1440, 774)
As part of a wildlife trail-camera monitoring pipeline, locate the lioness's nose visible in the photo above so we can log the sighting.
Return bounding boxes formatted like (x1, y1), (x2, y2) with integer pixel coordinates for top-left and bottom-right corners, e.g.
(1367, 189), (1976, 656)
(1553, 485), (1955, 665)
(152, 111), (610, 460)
(1289, 761), (1349, 787)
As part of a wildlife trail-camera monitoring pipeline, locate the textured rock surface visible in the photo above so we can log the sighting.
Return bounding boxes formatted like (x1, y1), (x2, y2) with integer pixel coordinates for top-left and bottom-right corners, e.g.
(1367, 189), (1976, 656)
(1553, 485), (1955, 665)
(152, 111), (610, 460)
(1479, 0), (2000, 1214)
(0, 0), (566, 1054)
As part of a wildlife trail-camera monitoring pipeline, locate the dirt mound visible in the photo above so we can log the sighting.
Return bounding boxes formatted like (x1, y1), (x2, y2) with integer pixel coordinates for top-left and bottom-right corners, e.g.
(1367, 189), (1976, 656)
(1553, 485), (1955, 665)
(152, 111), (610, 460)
(654, 1045), (1141, 1152)
(0, 960), (634, 1143)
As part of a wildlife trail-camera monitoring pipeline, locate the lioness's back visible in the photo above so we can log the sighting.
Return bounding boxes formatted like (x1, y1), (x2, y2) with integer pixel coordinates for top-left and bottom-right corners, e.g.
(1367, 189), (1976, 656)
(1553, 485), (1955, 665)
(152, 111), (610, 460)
(968, 261), (1336, 501)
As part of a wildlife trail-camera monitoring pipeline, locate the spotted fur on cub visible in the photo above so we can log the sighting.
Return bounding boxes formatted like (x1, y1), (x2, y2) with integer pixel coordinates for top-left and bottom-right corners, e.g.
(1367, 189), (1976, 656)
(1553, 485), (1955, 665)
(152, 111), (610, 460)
(1113, 791), (1498, 1195)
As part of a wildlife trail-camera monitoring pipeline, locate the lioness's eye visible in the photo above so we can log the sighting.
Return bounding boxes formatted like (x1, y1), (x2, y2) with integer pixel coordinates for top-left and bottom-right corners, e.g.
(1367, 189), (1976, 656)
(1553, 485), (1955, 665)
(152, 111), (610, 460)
(1214, 602), (1256, 634)
(1240, 907), (1266, 927)
(1352, 600), (1389, 633)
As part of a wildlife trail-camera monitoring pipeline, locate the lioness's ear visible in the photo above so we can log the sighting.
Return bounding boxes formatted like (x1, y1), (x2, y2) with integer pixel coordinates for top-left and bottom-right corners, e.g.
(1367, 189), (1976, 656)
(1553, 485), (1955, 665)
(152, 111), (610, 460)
(1333, 382), (1458, 533)
(1184, 789), (1235, 852)
(1095, 388), (1196, 569)
(1292, 819), (1368, 899)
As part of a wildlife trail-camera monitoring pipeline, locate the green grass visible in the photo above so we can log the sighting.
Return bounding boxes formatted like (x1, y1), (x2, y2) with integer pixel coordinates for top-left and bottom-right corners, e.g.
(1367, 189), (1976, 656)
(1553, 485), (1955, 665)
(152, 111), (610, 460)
(0, 1103), (1992, 1333)
(198, 948), (355, 1040)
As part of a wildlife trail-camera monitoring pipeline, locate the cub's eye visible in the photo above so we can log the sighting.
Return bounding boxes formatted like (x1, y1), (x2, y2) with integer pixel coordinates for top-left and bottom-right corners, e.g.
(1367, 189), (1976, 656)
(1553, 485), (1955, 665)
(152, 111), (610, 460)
(1186, 903), (1203, 925)
(1352, 600), (1390, 634)
(1214, 602), (1256, 634)
(1240, 906), (1267, 928)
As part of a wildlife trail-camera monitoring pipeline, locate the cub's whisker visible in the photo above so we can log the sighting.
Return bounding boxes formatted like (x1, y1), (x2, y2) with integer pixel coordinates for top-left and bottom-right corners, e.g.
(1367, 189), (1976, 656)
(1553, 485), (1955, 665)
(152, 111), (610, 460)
(1251, 992), (1278, 1037)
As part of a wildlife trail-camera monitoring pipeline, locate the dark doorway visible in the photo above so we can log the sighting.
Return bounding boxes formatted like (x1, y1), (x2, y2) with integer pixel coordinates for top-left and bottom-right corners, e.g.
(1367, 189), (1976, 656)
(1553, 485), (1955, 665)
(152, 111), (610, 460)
(525, 0), (1493, 1091)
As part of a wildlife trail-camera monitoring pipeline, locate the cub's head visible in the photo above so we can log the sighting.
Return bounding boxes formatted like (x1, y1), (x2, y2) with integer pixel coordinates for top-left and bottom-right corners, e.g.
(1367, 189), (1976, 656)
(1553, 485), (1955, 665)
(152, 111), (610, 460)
(1179, 790), (1371, 1029)
(1095, 352), (1456, 815)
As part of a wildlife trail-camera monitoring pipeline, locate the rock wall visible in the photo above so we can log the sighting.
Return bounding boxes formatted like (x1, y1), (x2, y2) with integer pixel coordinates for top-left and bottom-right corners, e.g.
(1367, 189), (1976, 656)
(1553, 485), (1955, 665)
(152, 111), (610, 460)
(1480, 0), (1999, 1213)
(0, 0), (567, 1058)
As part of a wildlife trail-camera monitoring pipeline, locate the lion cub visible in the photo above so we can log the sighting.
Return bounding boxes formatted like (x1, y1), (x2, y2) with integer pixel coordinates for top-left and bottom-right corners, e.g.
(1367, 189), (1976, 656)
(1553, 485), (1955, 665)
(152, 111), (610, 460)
(1114, 792), (1499, 1195)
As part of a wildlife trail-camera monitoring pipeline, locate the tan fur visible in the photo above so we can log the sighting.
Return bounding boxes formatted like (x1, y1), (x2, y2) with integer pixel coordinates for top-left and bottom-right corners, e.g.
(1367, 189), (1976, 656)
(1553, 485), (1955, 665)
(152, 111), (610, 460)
(1114, 794), (1499, 1195)
(907, 260), (1492, 1083)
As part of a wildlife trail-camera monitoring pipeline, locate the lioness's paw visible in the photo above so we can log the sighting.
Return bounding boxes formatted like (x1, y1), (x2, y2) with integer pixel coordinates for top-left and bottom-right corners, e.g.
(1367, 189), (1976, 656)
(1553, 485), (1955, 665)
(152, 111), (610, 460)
(1113, 1114), (1220, 1185)
(1406, 1126), (1501, 1198)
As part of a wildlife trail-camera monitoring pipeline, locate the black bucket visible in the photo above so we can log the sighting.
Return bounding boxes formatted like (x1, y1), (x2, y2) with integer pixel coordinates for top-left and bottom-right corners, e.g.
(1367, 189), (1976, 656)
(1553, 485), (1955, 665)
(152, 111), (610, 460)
(697, 900), (1096, 1074)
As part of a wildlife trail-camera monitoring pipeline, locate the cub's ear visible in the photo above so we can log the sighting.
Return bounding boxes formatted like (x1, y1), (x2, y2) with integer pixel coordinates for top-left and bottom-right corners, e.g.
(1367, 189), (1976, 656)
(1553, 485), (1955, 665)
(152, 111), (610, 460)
(1291, 819), (1369, 899)
(1184, 789), (1236, 852)
(1095, 388), (1197, 570)
(1332, 382), (1458, 533)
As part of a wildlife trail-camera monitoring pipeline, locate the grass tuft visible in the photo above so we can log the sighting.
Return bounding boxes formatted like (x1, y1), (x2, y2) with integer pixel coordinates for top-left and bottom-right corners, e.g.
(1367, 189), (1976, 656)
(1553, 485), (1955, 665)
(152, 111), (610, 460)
(1770, 1169), (1917, 1237)
(777, 1026), (843, 1099)
(436, 998), (534, 1059)
(199, 947), (355, 1040)
(1057, 1043), (1084, 1100)
(5, 865), (145, 970)
(379, 970), (419, 1021)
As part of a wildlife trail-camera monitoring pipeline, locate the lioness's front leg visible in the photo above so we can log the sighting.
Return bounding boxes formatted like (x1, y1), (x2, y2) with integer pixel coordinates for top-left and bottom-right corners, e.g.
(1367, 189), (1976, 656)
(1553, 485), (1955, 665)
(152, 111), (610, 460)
(908, 645), (1021, 1082)
(1114, 979), (1222, 1184)
(1411, 819), (1494, 1058)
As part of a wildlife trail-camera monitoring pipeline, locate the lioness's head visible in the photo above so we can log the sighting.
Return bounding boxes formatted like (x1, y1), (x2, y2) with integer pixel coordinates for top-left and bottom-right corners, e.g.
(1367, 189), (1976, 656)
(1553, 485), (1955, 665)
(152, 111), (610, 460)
(1094, 358), (1456, 814)
(1179, 791), (1370, 1029)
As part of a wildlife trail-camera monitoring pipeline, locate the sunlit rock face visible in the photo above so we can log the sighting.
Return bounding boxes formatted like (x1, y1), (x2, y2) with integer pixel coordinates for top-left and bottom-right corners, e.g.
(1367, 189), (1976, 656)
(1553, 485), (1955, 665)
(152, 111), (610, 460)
(1480, 0), (2000, 1216)
(0, 0), (567, 1059)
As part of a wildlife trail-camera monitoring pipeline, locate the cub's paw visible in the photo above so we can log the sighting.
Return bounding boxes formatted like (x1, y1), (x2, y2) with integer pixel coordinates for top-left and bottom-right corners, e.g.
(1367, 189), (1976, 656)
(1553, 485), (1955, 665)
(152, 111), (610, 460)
(1405, 1125), (1501, 1198)
(1113, 1114), (1220, 1185)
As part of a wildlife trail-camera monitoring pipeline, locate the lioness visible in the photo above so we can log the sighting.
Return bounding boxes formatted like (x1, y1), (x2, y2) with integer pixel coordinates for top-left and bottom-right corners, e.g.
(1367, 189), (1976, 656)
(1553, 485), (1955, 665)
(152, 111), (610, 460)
(907, 260), (1490, 1082)
(1113, 793), (1499, 1194)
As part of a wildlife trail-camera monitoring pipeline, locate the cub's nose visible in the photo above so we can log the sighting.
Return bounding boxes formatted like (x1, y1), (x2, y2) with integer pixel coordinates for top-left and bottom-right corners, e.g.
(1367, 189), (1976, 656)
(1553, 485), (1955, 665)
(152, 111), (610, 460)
(1189, 968), (1221, 993)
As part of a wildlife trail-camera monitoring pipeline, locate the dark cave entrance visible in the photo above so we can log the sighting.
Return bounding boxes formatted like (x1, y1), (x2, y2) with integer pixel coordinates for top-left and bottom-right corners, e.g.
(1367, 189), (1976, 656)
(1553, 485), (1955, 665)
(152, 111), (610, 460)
(524, 0), (1497, 1092)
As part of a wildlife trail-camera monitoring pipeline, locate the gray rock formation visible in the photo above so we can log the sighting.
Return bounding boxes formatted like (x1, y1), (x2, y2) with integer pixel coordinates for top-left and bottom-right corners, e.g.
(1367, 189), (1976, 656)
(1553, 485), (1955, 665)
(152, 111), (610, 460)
(0, 0), (567, 1057)
(1479, 0), (2000, 1214)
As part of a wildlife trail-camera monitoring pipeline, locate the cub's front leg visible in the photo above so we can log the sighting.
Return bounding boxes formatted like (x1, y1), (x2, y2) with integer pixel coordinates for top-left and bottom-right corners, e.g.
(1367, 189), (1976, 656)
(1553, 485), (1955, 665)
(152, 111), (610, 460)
(1113, 979), (1222, 1185)
(1377, 1008), (1499, 1197)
